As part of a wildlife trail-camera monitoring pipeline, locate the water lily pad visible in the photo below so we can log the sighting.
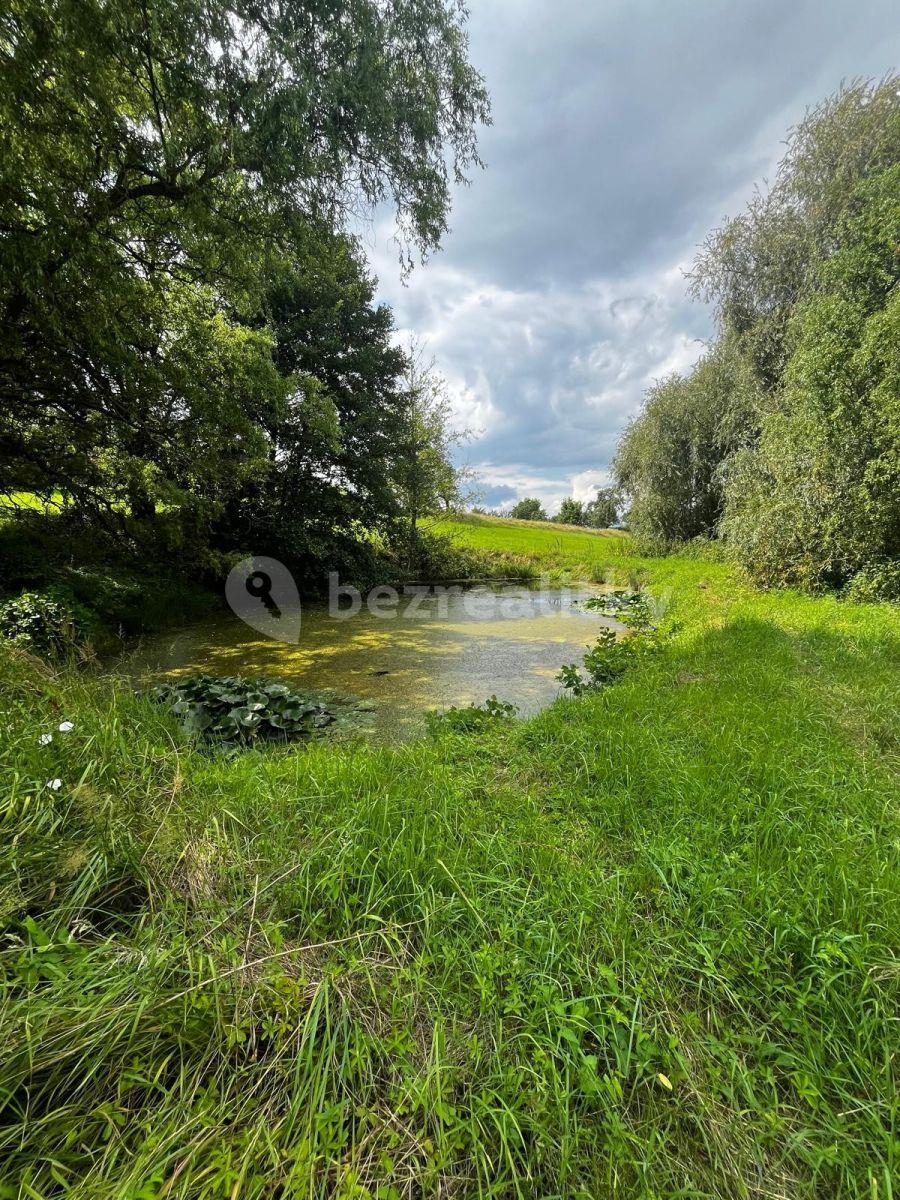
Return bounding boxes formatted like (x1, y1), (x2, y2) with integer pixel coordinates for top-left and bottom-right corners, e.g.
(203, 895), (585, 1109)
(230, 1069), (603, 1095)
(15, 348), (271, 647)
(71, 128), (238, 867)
(151, 673), (343, 749)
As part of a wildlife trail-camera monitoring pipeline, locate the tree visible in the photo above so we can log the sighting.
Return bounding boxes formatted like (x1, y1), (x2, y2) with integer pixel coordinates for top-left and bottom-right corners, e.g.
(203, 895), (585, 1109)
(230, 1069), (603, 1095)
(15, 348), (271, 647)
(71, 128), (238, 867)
(555, 498), (585, 526)
(720, 164), (900, 589)
(509, 498), (547, 521)
(584, 487), (620, 529)
(613, 340), (757, 545)
(684, 76), (899, 589)
(391, 345), (469, 566)
(690, 77), (900, 390)
(615, 77), (900, 589)
(214, 226), (409, 579)
(0, 0), (489, 536)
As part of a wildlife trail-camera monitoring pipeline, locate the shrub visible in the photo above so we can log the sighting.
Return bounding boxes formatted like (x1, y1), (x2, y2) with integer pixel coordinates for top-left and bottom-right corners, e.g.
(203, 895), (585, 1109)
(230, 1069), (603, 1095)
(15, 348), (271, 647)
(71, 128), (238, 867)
(62, 567), (218, 637)
(426, 695), (518, 734)
(843, 560), (900, 604)
(557, 627), (664, 696)
(0, 589), (95, 658)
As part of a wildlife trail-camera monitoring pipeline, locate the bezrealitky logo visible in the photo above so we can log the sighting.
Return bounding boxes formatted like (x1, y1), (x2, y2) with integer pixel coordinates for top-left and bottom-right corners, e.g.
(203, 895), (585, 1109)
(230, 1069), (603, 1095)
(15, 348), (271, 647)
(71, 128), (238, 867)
(225, 556), (302, 643)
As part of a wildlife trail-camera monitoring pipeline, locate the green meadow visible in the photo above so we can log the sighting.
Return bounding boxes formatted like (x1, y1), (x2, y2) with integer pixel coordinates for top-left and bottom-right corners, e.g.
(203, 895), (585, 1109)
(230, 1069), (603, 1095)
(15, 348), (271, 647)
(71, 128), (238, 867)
(2, 517), (898, 1198)
(432, 514), (635, 578)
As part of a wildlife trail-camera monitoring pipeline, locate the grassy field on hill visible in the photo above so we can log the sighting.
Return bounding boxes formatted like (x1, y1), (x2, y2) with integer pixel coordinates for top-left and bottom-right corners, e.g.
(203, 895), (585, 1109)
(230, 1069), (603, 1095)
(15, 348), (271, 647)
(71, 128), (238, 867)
(1, 519), (898, 1198)
(432, 514), (635, 580)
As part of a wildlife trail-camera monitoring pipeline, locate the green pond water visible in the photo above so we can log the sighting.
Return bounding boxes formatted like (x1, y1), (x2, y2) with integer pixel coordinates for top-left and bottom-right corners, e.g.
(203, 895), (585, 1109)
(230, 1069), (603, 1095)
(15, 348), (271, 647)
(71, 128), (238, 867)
(122, 585), (621, 738)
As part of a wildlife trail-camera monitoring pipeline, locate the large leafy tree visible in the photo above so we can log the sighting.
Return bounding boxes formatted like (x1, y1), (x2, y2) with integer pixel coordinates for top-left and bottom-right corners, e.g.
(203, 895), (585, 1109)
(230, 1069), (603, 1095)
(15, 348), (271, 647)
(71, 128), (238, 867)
(720, 166), (900, 589)
(555, 498), (585, 526)
(614, 342), (757, 544)
(219, 226), (410, 578)
(0, 0), (489, 527)
(584, 487), (619, 529)
(690, 78), (900, 389)
(509, 498), (547, 521)
(616, 77), (899, 587)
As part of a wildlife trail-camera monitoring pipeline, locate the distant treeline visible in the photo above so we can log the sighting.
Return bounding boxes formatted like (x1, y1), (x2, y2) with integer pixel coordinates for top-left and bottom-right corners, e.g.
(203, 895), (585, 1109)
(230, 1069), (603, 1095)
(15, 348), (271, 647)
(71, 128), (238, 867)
(498, 492), (620, 528)
(614, 78), (899, 601)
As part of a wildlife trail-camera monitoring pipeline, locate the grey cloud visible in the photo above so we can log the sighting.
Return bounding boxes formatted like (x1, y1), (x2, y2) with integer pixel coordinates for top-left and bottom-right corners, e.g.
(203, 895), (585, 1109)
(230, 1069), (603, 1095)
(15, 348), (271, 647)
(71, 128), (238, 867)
(477, 483), (519, 508)
(446, 0), (900, 288)
(366, 0), (900, 505)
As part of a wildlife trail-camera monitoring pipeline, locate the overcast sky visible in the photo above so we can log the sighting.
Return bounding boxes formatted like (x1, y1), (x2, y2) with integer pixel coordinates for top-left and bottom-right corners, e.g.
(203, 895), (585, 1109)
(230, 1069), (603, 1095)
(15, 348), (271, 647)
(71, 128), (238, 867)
(362, 0), (900, 514)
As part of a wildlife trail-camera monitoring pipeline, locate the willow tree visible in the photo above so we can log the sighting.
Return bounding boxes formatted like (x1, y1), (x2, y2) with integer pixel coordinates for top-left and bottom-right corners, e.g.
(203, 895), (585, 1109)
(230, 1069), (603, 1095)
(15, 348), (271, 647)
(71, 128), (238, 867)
(0, 0), (489, 531)
(690, 77), (900, 390)
(614, 340), (758, 545)
(617, 77), (899, 588)
(720, 165), (900, 591)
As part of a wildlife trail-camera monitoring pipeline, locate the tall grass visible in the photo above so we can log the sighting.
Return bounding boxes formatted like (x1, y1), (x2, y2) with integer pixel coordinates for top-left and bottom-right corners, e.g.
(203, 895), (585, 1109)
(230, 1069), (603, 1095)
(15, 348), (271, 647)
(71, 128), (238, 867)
(0, 529), (898, 1197)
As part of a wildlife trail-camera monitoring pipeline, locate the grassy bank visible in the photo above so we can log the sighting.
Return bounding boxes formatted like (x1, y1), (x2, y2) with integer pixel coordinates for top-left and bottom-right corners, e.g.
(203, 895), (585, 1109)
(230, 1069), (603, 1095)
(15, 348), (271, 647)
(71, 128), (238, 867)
(1, 519), (898, 1198)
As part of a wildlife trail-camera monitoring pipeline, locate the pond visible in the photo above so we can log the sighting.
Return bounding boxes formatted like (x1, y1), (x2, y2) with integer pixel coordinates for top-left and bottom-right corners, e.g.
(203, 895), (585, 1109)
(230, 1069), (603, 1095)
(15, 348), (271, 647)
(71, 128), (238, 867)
(121, 584), (621, 738)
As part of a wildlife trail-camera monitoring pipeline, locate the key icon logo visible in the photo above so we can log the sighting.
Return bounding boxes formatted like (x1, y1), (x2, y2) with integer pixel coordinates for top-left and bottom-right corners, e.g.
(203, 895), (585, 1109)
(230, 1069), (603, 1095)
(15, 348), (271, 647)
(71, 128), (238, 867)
(225, 556), (302, 643)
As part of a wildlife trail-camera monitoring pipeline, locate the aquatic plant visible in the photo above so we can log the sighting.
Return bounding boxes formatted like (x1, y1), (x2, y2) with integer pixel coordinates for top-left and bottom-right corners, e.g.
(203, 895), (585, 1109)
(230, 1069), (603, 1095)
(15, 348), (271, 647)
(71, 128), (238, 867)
(151, 674), (336, 747)
(581, 589), (653, 626)
(557, 626), (664, 695)
(426, 694), (518, 734)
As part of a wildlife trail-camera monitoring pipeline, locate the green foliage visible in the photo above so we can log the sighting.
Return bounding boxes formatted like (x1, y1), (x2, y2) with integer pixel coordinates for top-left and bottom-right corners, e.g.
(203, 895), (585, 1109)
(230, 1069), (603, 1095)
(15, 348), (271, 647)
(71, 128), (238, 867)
(0, 0), (488, 563)
(0, 501), (224, 645)
(392, 346), (471, 568)
(617, 77), (900, 594)
(557, 626), (663, 695)
(690, 77), (900, 388)
(508, 497), (547, 521)
(670, 535), (729, 562)
(614, 339), (759, 545)
(720, 164), (900, 590)
(842, 560), (900, 604)
(582, 590), (651, 624)
(555, 497), (586, 525)
(584, 486), (620, 528)
(404, 528), (518, 583)
(219, 229), (411, 584)
(426, 695), (518, 735)
(61, 567), (218, 638)
(151, 674), (336, 747)
(0, 588), (95, 657)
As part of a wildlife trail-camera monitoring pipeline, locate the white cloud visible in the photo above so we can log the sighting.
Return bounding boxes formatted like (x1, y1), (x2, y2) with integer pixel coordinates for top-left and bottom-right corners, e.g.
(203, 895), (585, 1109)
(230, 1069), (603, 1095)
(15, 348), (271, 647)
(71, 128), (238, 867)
(570, 469), (613, 503)
(472, 463), (615, 516)
(355, 0), (900, 510)
(373, 239), (710, 497)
